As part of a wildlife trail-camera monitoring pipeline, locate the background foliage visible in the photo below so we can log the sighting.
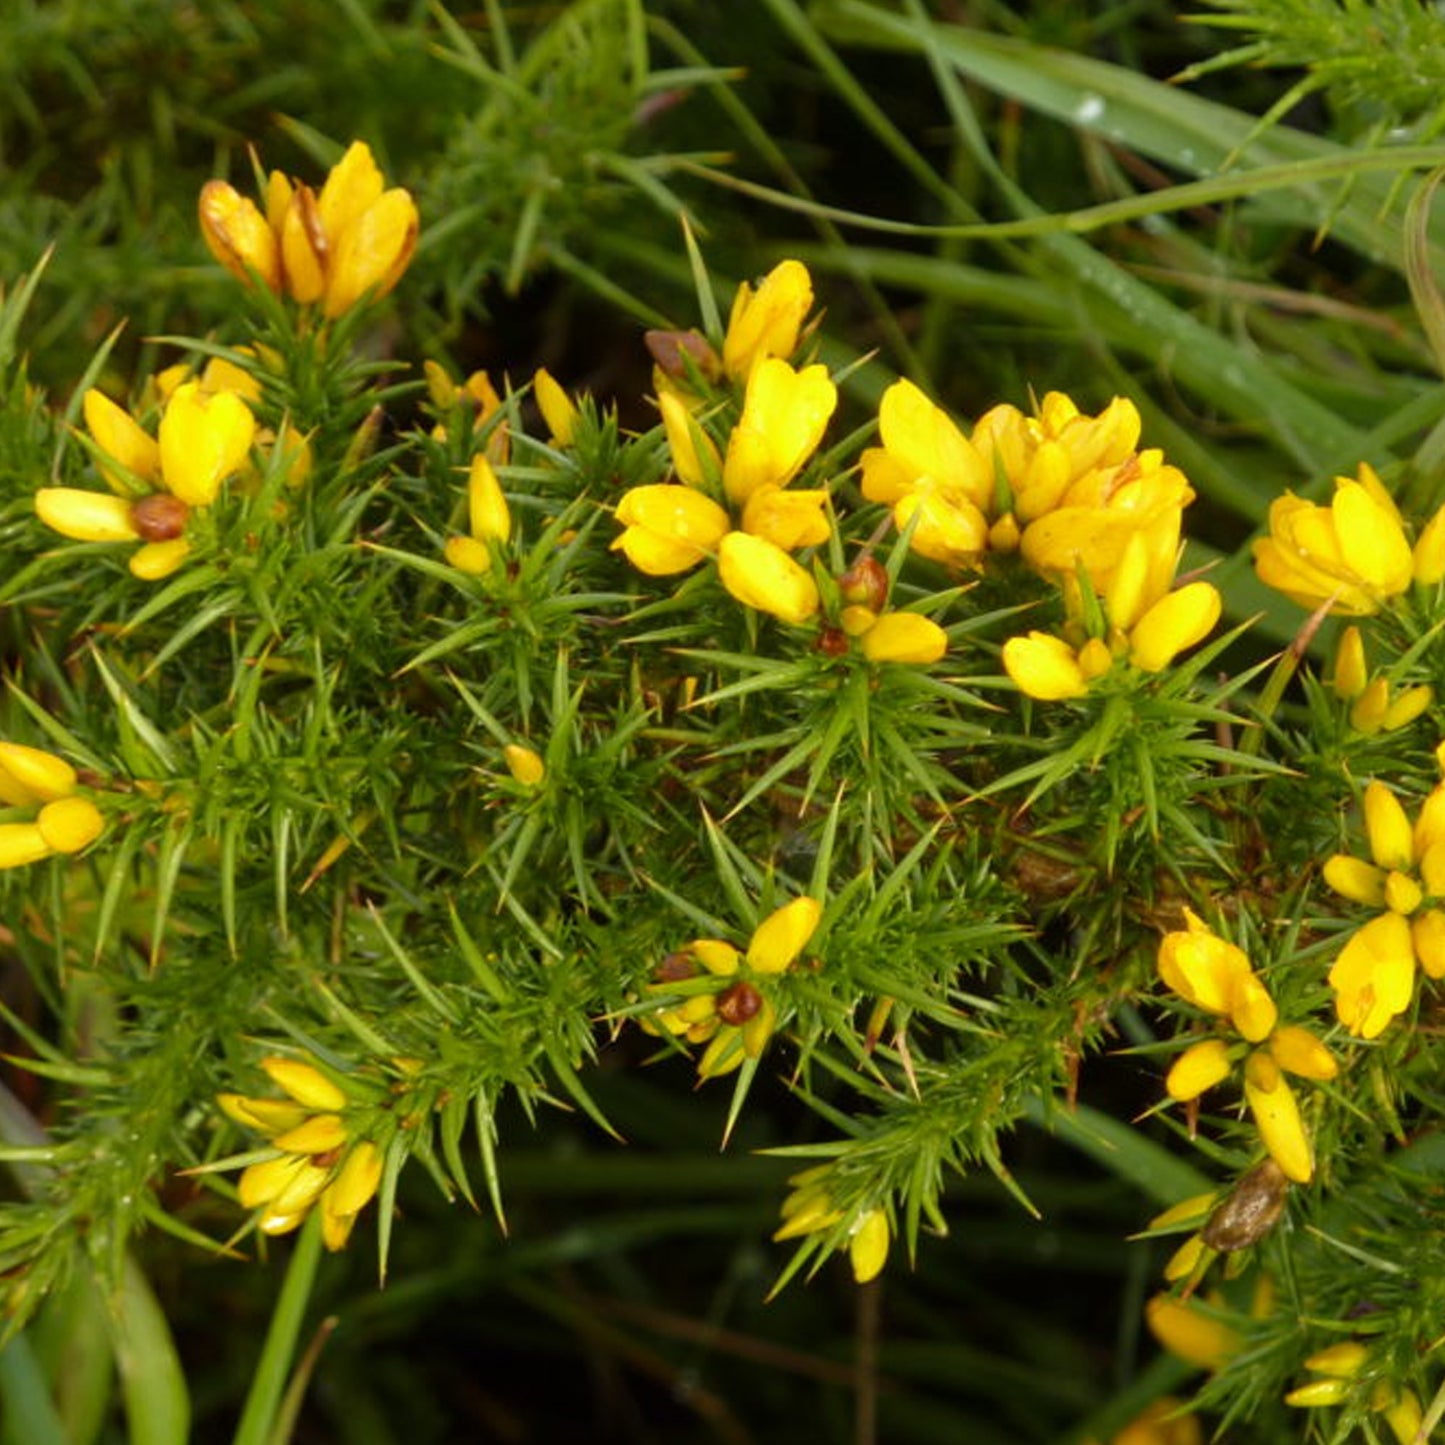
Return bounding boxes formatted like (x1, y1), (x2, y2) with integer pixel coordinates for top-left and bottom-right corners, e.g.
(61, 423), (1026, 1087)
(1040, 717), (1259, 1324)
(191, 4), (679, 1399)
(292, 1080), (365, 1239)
(5, 1), (1445, 1442)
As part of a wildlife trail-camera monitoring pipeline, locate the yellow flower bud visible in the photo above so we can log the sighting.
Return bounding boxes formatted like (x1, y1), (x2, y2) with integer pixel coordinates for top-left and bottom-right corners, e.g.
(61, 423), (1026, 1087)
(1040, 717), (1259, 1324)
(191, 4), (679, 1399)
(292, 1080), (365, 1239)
(261, 1057), (348, 1112)
(198, 180), (282, 292)
(1243, 1051), (1312, 1183)
(1128, 582), (1222, 672)
(216, 1093), (309, 1135)
(1163, 1233), (1209, 1282)
(1364, 781), (1414, 872)
(717, 531), (820, 624)
(1165, 1039), (1232, 1102)
(691, 939), (741, 976)
(1002, 632), (1088, 701)
(0, 742), (78, 807)
(1378, 1386), (1423, 1445)
(1145, 1293), (1241, 1371)
(860, 612), (948, 665)
(1302, 1341), (1367, 1376)
(1349, 676), (1391, 733)
(1332, 626), (1368, 701)
(504, 744), (545, 787)
(747, 896), (821, 974)
(35, 797), (103, 855)
(534, 368), (578, 448)
(849, 1208), (890, 1283)
(35, 488), (141, 543)
(723, 259), (814, 379)
(466, 454), (511, 544)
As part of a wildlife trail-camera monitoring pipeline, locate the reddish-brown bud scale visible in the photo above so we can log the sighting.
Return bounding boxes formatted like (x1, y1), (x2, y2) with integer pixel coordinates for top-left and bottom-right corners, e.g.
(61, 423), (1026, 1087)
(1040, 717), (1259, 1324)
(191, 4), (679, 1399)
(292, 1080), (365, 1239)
(655, 951), (698, 984)
(130, 493), (190, 541)
(815, 626), (850, 657)
(838, 557), (889, 612)
(644, 329), (720, 380)
(716, 981), (763, 1026)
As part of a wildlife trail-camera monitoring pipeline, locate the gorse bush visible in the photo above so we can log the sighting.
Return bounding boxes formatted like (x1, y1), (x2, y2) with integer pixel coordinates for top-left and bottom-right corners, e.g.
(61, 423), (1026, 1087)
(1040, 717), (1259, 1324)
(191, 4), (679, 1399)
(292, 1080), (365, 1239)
(9, 3), (1445, 1443)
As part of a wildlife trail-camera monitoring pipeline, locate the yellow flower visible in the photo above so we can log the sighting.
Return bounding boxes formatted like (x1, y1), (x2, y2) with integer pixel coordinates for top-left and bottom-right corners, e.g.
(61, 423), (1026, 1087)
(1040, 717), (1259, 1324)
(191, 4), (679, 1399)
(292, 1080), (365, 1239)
(200, 140), (418, 317)
(444, 454), (512, 576)
(1002, 632), (1091, 701)
(0, 742), (104, 871)
(658, 390), (720, 489)
(1253, 464), (1413, 615)
(740, 483), (830, 551)
(1323, 777), (1445, 1037)
(219, 1056), (384, 1251)
(1099, 1399), (1204, 1445)
(1158, 911), (1335, 1183)
(717, 531), (820, 624)
(39, 382), (255, 581)
(722, 359), (836, 507)
(722, 259), (814, 380)
(1127, 582), (1222, 673)
(611, 483), (730, 576)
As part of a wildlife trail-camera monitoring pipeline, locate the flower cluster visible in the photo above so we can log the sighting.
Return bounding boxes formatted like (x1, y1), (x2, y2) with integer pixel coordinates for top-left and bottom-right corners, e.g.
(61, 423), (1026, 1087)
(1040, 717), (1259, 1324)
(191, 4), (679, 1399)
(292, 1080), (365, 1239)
(1285, 1342), (1423, 1445)
(641, 896), (821, 1079)
(0, 742), (104, 870)
(1254, 462), (1445, 615)
(1157, 910), (1337, 1183)
(37, 383), (256, 580)
(1322, 776), (1445, 1037)
(1331, 625), (1432, 735)
(772, 1166), (891, 1284)
(218, 1056), (384, 1251)
(199, 141), (418, 319)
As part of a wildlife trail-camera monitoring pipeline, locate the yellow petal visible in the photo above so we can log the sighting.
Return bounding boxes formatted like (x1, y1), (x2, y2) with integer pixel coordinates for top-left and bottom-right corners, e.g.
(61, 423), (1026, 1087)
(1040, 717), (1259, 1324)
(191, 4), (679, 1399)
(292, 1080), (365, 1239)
(1412, 908), (1445, 979)
(1284, 1379), (1349, 1407)
(1267, 1025), (1338, 1081)
(279, 185), (327, 304)
(324, 1140), (384, 1217)
(83, 389), (160, 492)
(860, 612), (948, 665)
(1303, 1342), (1367, 1376)
(35, 797), (103, 855)
(658, 390), (719, 488)
(875, 378), (990, 509)
(0, 742), (77, 807)
(741, 484), (831, 550)
(216, 1093), (308, 1135)
(272, 1113), (350, 1154)
(1322, 854), (1386, 907)
(1227, 970), (1278, 1044)
(0, 823), (52, 869)
(316, 141), (385, 240)
(261, 1057), (348, 1111)
(1002, 632), (1088, 701)
(129, 539), (192, 581)
(1243, 1052), (1312, 1183)
(893, 487), (988, 568)
(612, 484), (730, 576)
(323, 188), (418, 317)
(1413, 502), (1445, 585)
(1382, 684), (1432, 732)
(444, 535), (492, 575)
(1329, 911), (1415, 1038)
(722, 360), (836, 504)
(1364, 780), (1414, 872)
(722, 259), (813, 379)
(717, 531), (820, 624)
(747, 897), (822, 974)
(1128, 582), (1221, 673)
(848, 1208), (890, 1283)
(198, 180), (281, 292)
(466, 454), (511, 543)
(1164, 1039), (1232, 1102)
(1349, 676), (1390, 734)
(1334, 479), (1411, 594)
(534, 368), (578, 448)
(35, 488), (141, 543)
(158, 382), (255, 506)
